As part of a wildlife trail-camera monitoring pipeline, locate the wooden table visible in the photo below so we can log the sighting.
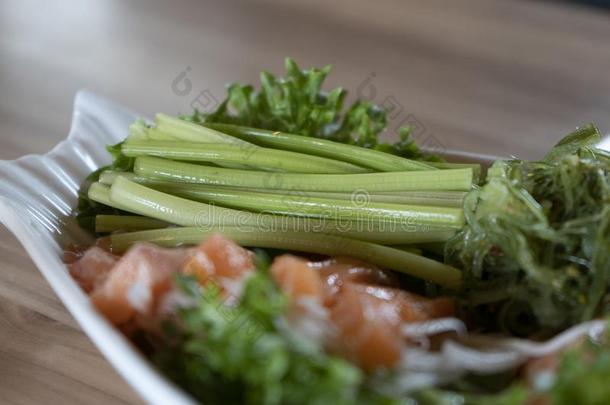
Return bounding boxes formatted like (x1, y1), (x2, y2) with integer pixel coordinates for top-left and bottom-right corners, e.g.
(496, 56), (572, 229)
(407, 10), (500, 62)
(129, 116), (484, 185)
(1, 0), (609, 403)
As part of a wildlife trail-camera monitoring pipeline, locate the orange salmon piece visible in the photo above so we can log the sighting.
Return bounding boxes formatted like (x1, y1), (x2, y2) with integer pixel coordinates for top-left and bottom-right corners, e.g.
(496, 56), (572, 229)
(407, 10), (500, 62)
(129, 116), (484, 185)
(195, 234), (254, 280)
(69, 247), (118, 293)
(330, 283), (403, 372)
(315, 256), (398, 304)
(183, 250), (216, 285)
(91, 243), (188, 325)
(330, 283), (455, 372)
(270, 255), (325, 301)
(356, 285), (454, 322)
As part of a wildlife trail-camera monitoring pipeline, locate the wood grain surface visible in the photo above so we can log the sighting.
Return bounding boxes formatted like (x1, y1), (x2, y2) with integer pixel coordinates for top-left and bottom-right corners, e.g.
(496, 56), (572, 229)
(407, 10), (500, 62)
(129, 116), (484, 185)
(1, 0), (610, 403)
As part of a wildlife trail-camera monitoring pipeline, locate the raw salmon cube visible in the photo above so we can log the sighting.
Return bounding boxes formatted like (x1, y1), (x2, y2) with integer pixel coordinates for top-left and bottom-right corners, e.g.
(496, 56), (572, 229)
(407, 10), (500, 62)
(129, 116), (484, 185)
(330, 283), (455, 372)
(183, 250), (216, 285)
(399, 292), (454, 322)
(330, 283), (403, 372)
(356, 285), (455, 322)
(270, 255), (324, 301)
(197, 234), (254, 279)
(315, 256), (398, 304)
(69, 247), (118, 293)
(91, 243), (188, 325)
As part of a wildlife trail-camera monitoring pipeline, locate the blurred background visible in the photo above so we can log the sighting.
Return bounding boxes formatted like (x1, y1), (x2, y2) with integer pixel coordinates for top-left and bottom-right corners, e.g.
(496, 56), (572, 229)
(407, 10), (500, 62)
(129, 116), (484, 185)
(0, 1), (609, 403)
(1, 0), (610, 162)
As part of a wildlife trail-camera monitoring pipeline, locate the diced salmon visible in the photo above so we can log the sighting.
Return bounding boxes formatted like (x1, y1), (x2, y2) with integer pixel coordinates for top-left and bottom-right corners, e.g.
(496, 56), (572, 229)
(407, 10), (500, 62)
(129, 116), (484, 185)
(194, 234), (254, 280)
(182, 234), (255, 303)
(268, 254), (455, 371)
(330, 283), (454, 372)
(183, 250), (216, 285)
(330, 283), (403, 371)
(90, 243), (188, 325)
(69, 247), (118, 293)
(314, 256), (398, 305)
(270, 255), (325, 301)
(270, 255), (332, 346)
(356, 285), (455, 322)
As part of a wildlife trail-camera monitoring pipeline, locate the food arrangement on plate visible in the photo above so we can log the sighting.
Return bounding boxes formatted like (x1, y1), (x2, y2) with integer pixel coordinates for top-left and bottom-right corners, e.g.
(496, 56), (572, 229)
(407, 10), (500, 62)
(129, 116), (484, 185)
(52, 59), (610, 403)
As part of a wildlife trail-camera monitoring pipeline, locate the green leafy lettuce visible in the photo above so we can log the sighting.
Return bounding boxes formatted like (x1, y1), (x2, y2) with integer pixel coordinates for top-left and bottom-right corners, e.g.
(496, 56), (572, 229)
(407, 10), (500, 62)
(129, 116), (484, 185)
(187, 58), (440, 161)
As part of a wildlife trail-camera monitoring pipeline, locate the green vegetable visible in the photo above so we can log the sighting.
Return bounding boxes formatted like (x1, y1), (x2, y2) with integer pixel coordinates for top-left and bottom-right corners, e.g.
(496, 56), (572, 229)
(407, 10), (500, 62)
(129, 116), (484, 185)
(100, 176), (456, 244)
(134, 156), (473, 192)
(158, 184), (465, 230)
(87, 182), (130, 211)
(153, 113), (253, 145)
(153, 263), (392, 405)
(406, 386), (529, 405)
(105, 176), (272, 229)
(100, 171), (467, 207)
(121, 140), (368, 174)
(98, 170), (141, 185)
(107, 226), (462, 288)
(205, 123), (435, 172)
(104, 220), (454, 246)
(426, 161), (482, 184)
(75, 142), (135, 231)
(93, 179), (456, 245)
(543, 124), (602, 162)
(95, 215), (169, 233)
(447, 125), (610, 335)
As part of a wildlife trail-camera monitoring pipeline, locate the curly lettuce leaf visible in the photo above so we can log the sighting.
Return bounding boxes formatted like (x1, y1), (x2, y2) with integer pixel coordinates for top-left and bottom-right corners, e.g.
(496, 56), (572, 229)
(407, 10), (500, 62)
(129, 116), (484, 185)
(194, 58), (440, 161)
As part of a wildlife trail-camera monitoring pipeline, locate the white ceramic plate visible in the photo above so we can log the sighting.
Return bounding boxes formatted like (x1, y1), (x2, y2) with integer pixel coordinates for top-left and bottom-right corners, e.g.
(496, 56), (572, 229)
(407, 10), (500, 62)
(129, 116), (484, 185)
(0, 91), (195, 405)
(1, 91), (606, 404)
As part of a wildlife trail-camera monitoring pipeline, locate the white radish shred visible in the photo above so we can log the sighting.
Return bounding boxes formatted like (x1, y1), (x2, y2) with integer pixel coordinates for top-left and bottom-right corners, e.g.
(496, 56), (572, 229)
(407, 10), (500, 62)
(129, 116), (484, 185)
(279, 297), (336, 348)
(157, 289), (197, 318)
(464, 319), (607, 357)
(218, 271), (254, 306)
(374, 319), (607, 396)
(402, 317), (468, 338)
(126, 261), (154, 313)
